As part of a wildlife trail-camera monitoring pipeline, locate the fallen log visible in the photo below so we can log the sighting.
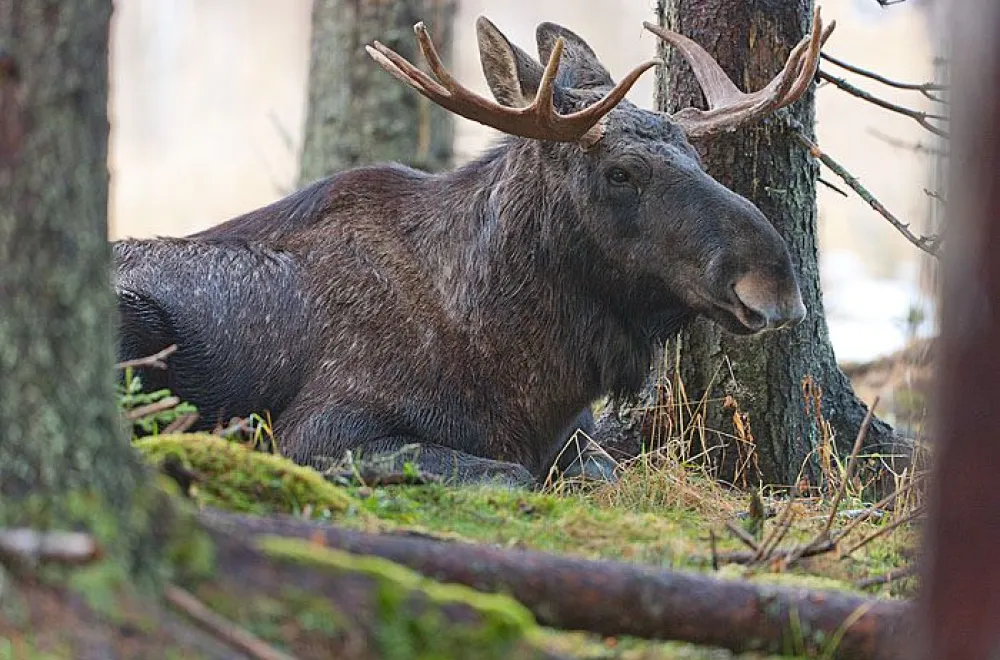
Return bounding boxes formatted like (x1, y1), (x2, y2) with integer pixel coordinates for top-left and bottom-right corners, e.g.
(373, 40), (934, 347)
(200, 509), (911, 659)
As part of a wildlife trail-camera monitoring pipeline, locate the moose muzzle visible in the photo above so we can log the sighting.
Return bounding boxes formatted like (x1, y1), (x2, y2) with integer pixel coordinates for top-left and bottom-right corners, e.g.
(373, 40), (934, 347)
(730, 271), (807, 332)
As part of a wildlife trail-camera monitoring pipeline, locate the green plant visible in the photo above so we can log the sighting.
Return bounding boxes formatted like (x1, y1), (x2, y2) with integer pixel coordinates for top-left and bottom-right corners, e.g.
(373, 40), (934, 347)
(117, 367), (198, 437)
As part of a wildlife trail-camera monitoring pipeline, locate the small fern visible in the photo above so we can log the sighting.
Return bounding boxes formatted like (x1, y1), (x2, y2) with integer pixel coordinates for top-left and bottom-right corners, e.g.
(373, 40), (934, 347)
(117, 367), (198, 438)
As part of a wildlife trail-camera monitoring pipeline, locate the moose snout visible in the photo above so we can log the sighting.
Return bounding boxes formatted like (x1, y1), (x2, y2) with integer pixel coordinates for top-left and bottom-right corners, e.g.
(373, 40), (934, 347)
(731, 271), (807, 332)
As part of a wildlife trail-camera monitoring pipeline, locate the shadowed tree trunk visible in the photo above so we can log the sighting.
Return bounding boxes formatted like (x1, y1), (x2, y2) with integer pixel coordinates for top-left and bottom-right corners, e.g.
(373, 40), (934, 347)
(922, 2), (1000, 657)
(298, 0), (456, 184)
(598, 0), (906, 488)
(0, 0), (159, 576)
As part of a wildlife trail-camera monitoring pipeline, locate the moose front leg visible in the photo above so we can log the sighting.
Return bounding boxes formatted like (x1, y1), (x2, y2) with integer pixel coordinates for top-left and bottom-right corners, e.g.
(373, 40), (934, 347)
(345, 437), (537, 488)
(543, 409), (620, 484)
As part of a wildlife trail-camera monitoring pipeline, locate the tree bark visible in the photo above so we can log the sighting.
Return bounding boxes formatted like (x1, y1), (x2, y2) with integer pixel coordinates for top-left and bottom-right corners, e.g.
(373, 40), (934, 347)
(298, 0), (456, 184)
(599, 0), (906, 488)
(921, 3), (1000, 658)
(0, 0), (156, 576)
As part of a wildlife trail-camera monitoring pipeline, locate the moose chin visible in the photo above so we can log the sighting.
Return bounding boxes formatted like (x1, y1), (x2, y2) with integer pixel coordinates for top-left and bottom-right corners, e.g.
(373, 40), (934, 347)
(115, 11), (830, 487)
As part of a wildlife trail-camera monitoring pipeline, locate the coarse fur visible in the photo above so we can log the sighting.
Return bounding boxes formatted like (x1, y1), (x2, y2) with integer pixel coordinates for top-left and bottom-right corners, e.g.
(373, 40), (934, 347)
(115, 20), (805, 486)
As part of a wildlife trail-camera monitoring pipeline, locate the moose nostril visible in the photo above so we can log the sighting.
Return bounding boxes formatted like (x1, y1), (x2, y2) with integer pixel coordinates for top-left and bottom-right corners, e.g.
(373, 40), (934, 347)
(732, 273), (806, 332)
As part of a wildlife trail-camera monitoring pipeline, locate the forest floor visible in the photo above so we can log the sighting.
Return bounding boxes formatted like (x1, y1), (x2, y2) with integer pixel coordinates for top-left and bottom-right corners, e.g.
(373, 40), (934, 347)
(2, 344), (929, 659)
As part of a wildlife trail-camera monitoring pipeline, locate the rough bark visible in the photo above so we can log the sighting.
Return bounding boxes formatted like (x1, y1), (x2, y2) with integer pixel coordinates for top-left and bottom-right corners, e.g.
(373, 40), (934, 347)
(921, 2), (1000, 658)
(599, 0), (907, 488)
(298, 0), (456, 184)
(0, 0), (156, 575)
(203, 510), (912, 660)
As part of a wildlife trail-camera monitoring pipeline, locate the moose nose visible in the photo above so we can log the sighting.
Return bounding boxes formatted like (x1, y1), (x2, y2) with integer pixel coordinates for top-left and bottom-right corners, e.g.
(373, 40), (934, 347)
(732, 273), (807, 331)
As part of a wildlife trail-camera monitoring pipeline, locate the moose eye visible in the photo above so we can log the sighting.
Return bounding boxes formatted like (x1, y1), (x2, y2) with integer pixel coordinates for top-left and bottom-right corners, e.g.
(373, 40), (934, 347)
(607, 167), (631, 185)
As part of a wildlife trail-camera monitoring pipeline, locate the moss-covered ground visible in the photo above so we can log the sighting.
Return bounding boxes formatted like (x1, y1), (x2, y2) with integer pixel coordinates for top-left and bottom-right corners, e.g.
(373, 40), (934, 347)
(122, 432), (918, 659)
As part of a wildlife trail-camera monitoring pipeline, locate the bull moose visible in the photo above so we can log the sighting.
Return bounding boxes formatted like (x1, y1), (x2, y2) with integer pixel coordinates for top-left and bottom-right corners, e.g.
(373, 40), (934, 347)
(115, 11), (832, 486)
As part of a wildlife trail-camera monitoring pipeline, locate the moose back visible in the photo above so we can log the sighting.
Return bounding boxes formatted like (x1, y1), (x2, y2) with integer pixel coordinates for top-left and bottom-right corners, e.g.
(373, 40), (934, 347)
(115, 14), (829, 486)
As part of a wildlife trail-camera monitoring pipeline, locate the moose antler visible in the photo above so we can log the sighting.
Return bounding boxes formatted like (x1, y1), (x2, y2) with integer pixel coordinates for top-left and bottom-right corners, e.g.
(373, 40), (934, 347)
(366, 21), (660, 147)
(644, 7), (835, 137)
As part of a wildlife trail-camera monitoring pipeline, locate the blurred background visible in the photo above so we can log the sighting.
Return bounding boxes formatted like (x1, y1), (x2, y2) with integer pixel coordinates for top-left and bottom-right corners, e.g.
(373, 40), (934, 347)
(108, 0), (942, 364)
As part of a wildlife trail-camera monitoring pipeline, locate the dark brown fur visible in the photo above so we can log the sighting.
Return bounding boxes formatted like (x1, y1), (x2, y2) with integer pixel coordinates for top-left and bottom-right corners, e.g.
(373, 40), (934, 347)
(115, 21), (804, 486)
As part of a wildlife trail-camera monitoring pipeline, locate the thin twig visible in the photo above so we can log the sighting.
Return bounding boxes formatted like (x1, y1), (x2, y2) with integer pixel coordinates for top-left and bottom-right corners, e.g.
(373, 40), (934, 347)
(165, 584), (299, 660)
(754, 497), (797, 562)
(115, 344), (178, 371)
(125, 396), (180, 421)
(756, 508), (797, 564)
(821, 52), (946, 101)
(842, 507), (925, 557)
(818, 176), (849, 197)
(709, 529), (719, 571)
(724, 521), (760, 553)
(0, 529), (101, 566)
(820, 398), (879, 543)
(711, 540), (838, 566)
(867, 128), (949, 158)
(163, 412), (199, 434)
(818, 70), (949, 138)
(796, 133), (941, 256)
(834, 479), (920, 544)
(854, 565), (918, 590)
(923, 188), (948, 205)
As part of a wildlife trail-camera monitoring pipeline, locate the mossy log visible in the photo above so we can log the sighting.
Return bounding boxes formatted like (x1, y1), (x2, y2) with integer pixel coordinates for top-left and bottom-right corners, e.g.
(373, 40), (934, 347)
(200, 509), (912, 659)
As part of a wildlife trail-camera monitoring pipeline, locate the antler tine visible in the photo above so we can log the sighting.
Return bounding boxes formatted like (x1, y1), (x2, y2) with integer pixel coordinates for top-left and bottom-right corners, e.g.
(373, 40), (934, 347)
(644, 7), (834, 138)
(366, 41), (449, 97)
(532, 37), (565, 128)
(642, 20), (743, 108)
(367, 20), (659, 145)
(412, 22), (462, 95)
(779, 7), (829, 111)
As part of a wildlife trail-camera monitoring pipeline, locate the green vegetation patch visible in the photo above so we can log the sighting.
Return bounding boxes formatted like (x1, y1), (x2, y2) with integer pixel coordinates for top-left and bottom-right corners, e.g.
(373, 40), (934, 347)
(134, 433), (353, 518)
(258, 535), (542, 660)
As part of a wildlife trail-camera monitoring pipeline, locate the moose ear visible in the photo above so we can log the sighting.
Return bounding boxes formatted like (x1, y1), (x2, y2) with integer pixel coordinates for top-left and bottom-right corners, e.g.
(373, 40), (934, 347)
(476, 16), (546, 108)
(536, 22), (614, 89)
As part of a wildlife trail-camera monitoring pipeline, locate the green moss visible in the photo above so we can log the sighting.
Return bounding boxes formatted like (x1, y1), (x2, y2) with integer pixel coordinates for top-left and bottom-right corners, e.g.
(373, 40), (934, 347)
(343, 483), (694, 566)
(257, 536), (539, 660)
(199, 585), (349, 652)
(134, 433), (354, 517)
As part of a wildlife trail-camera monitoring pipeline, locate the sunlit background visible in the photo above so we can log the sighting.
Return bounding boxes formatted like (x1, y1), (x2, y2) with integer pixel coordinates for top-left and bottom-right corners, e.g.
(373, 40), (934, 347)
(108, 0), (942, 364)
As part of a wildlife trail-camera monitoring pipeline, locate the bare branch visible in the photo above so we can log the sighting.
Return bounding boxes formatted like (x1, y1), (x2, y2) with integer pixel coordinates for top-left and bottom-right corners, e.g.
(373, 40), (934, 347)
(797, 133), (942, 256)
(821, 52), (947, 102)
(0, 528), (101, 566)
(165, 584), (299, 660)
(867, 128), (950, 158)
(115, 344), (178, 371)
(818, 70), (949, 138)
(842, 507), (925, 557)
(125, 396), (180, 421)
(855, 565), (918, 590)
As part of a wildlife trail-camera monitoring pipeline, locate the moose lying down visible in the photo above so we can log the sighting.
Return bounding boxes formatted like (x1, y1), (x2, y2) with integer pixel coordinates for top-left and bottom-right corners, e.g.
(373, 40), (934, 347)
(116, 12), (832, 487)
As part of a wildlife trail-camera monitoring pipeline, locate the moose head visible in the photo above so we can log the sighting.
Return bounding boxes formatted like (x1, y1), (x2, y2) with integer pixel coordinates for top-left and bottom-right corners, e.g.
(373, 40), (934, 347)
(367, 11), (832, 336)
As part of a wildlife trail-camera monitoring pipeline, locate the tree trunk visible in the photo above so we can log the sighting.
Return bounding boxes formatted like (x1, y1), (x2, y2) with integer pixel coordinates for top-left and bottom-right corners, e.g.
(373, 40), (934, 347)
(599, 0), (906, 488)
(298, 0), (456, 184)
(921, 2), (1000, 657)
(0, 0), (157, 577)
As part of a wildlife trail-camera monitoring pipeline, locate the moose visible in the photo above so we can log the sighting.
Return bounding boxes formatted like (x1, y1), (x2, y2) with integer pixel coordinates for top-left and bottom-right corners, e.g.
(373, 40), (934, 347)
(115, 11), (832, 487)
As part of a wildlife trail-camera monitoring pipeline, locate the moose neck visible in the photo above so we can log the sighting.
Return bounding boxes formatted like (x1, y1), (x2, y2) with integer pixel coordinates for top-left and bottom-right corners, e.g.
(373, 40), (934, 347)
(415, 138), (690, 412)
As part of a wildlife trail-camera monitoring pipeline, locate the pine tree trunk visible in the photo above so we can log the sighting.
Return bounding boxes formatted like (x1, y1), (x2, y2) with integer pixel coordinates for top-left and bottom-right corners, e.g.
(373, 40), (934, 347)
(0, 0), (157, 576)
(298, 0), (456, 184)
(599, 0), (907, 488)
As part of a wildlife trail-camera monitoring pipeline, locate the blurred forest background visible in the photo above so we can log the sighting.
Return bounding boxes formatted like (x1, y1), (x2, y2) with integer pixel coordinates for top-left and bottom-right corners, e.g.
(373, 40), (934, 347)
(108, 0), (942, 363)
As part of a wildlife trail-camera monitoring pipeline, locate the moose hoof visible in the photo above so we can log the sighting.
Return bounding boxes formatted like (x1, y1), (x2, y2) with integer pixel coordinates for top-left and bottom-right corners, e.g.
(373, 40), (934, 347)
(559, 445), (620, 484)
